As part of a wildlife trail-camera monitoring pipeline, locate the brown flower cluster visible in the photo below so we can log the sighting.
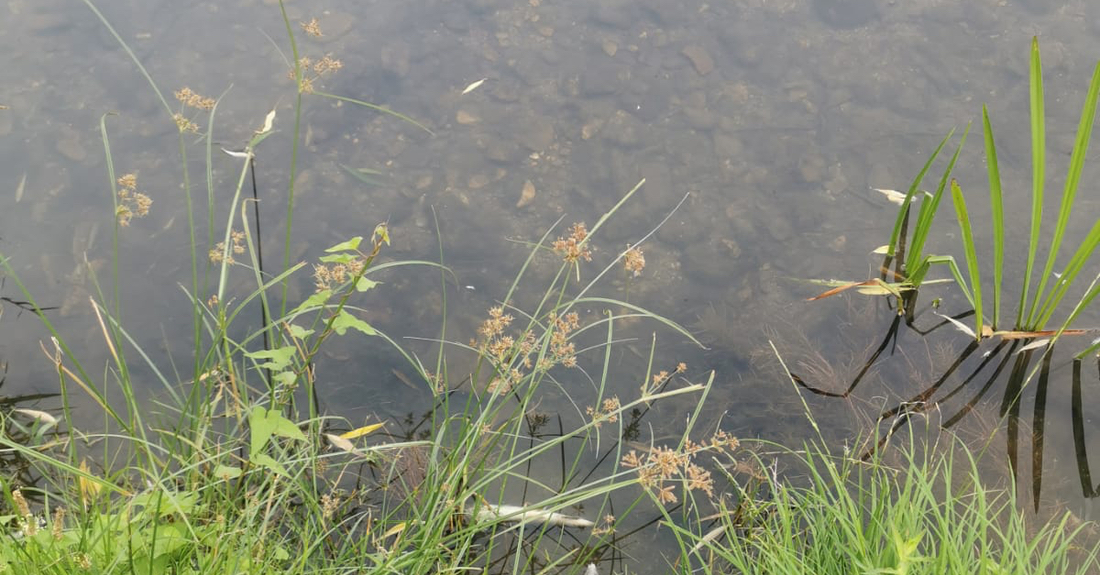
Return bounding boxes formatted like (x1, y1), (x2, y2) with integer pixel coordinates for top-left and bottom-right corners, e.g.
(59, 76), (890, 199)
(542, 311), (580, 369)
(320, 491), (341, 521)
(172, 87), (215, 133)
(640, 362), (688, 398)
(290, 54), (343, 94)
(312, 257), (365, 292)
(621, 429), (739, 505)
(116, 173), (152, 227)
(552, 222), (592, 264)
(286, 17), (343, 93)
(479, 307), (530, 394)
(209, 230), (246, 265)
(174, 87), (216, 111)
(586, 396), (621, 428)
(623, 246), (645, 277)
(477, 307), (581, 395)
(592, 514), (616, 536)
(301, 18), (323, 38)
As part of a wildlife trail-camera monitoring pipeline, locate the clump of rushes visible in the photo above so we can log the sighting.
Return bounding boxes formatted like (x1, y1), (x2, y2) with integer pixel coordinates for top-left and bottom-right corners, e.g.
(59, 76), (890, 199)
(671, 433), (1100, 575)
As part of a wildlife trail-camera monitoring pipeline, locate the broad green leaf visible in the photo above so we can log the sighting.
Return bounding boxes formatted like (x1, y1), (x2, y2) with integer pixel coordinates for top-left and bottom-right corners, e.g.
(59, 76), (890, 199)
(132, 490), (199, 519)
(250, 406), (306, 456)
(326, 236), (362, 252)
(252, 453), (289, 477)
(287, 324), (313, 339)
(273, 371), (298, 388)
(355, 277), (380, 292)
(332, 310), (377, 336)
(319, 252), (359, 264)
(244, 346), (295, 371)
(213, 465), (242, 480)
(268, 412), (307, 442)
(250, 405), (275, 455)
(292, 289), (332, 315)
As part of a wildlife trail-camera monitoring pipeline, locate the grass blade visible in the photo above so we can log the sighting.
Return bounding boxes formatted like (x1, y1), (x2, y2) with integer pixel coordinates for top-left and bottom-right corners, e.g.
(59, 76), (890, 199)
(950, 178), (983, 339)
(887, 131), (953, 257)
(1031, 59), (1100, 328)
(983, 105), (1005, 330)
(1019, 37), (1046, 328)
(905, 125), (970, 276)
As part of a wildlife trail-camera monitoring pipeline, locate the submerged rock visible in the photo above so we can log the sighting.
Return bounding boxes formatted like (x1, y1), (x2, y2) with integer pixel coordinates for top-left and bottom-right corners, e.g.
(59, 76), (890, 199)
(813, 0), (879, 30)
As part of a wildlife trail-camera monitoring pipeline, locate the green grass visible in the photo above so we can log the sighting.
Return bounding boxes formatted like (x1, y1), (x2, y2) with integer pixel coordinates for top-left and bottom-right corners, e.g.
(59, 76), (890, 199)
(0, 6), (1096, 575)
(663, 344), (1100, 574)
(669, 432), (1100, 575)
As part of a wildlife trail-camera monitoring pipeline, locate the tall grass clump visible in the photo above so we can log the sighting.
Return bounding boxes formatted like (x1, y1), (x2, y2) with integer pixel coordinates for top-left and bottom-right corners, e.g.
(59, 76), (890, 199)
(653, 345), (1100, 574)
(669, 431), (1100, 574)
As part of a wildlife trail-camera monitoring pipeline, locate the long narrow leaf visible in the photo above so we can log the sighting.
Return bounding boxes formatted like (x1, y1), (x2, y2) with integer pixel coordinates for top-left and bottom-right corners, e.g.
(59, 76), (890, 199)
(905, 125), (970, 275)
(887, 131), (953, 257)
(982, 105), (1005, 329)
(950, 178), (983, 339)
(1019, 36), (1046, 328)
(1031, 59), (1100, 328)
(1037, 217), (1100, 329)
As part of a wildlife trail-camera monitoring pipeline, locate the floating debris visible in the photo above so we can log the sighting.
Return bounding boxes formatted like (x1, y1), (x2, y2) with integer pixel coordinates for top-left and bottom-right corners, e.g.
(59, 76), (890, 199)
(14, 171), (25, 203)
(461, 78), (487, 95)
(517, 179), (536, 208)
(471, 502), (594, 528)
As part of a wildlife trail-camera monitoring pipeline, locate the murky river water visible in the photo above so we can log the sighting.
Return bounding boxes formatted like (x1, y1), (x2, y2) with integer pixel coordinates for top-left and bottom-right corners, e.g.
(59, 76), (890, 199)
(4, 0), (1100, 568)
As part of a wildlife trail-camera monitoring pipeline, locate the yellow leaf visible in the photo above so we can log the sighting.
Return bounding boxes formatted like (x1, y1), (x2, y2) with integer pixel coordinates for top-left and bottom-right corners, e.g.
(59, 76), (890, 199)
(383, 521), (407, 539)
(856, 285), (896, 296)
(339, 422), (386, 440)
